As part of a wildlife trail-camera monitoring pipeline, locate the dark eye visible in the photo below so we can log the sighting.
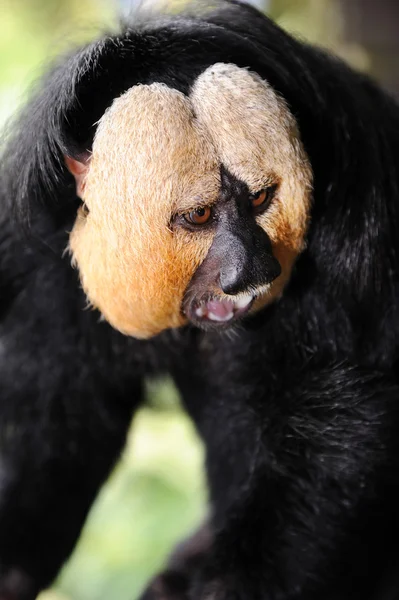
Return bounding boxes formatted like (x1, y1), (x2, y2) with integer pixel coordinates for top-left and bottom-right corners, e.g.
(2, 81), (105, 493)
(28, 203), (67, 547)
(250, 184), (277, 211)
(185, 206), (212, 225)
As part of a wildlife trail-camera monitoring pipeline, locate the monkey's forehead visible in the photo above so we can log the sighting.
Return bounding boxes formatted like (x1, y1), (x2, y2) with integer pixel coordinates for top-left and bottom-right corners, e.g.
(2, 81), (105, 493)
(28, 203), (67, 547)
(92, 62), (298, 181)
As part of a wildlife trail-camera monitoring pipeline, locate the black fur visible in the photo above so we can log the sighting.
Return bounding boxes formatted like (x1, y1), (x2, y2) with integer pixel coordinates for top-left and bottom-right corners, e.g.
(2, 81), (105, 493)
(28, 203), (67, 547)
(1, 1), (399, 599)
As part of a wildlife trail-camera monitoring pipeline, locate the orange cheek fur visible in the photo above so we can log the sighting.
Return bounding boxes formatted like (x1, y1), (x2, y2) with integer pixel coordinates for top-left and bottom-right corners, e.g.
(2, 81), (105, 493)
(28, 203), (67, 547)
(70, 214), (214, 338)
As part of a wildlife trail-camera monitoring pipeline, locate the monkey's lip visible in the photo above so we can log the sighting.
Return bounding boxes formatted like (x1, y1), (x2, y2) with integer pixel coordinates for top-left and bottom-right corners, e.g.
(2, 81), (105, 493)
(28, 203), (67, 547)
(188, 293), (255, 325)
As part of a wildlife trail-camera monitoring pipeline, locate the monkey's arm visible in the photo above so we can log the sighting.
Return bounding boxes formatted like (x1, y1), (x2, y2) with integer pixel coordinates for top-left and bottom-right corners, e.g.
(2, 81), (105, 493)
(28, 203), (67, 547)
(0, 222), (143, 600)
(191, 364), (399, 600)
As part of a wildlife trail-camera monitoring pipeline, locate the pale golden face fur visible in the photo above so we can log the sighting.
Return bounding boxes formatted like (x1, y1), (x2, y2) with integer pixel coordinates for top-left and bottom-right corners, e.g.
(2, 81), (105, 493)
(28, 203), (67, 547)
(68, 63), (312, 339)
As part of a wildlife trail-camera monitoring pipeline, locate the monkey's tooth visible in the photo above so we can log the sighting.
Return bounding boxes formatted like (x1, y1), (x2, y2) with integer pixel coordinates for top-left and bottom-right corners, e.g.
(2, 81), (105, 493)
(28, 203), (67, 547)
(208, 310), (234, 322)
(234, 294), (254, 309)
(195, 306), (206, 317)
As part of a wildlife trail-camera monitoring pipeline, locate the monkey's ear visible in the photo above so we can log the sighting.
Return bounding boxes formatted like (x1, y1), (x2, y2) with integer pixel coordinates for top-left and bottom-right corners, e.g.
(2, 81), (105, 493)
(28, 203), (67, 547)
(65, 154), (90, 198)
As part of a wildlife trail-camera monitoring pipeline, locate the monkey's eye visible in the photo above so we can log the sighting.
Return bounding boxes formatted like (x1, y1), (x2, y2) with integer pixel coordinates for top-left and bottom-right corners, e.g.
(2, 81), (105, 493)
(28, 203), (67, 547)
(185, 206), (212, 225)
(250, 184), (277, 211)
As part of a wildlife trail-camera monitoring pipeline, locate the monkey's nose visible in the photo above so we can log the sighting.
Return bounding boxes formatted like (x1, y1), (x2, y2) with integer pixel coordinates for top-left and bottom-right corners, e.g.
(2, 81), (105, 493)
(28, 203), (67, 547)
(220, 265), (245, 295)
(220, 252), (282, 296)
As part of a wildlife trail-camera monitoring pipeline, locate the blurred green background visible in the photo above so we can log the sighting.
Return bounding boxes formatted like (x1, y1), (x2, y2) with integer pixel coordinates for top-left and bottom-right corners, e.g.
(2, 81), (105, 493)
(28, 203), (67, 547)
(0, 1), (397, 599)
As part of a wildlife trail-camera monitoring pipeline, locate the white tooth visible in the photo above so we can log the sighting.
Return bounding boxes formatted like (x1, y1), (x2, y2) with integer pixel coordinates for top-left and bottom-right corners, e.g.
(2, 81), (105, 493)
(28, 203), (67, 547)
(235, 294), (253, 309)
(195, 306), (206, 317)
(208, 311), (234, 322)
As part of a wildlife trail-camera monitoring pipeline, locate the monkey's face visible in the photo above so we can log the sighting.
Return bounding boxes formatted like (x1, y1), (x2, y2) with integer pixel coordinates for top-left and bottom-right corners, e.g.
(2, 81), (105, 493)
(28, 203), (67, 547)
(68, 64), (312, 339)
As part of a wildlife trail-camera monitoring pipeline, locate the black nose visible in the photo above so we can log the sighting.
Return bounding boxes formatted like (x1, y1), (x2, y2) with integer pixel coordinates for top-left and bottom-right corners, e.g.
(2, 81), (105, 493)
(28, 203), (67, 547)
(220, 264), (246, 295)
(219, 229), (282, 296)
(220, 254), (281, 295)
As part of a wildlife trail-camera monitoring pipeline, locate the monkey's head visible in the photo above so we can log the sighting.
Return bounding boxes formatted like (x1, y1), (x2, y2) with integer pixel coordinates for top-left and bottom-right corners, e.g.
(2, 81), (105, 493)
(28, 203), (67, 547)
(67, 64), (312, 339)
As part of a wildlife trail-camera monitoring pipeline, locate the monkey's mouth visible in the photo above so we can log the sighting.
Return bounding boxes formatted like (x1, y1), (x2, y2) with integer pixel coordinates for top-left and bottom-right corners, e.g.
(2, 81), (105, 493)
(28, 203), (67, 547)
(186, 293), (255, 327)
